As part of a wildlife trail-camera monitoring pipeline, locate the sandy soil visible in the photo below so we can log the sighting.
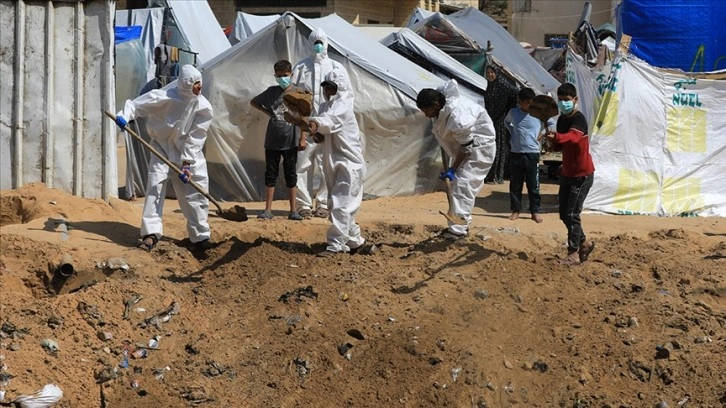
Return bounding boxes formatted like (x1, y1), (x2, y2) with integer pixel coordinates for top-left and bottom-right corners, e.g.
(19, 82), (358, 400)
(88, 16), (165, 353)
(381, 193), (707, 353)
(0, 178), (724, 407)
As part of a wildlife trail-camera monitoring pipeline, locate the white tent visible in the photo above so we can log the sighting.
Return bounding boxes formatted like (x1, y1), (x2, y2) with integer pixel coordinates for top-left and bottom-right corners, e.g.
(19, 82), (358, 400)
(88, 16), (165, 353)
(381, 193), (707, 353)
(409, 7), (561, 94)
(571, 52), (726, 216)
(164, 0), (230, 65)
(126, 12), (449, 202)
(228, 12), (280, 45)
(380, 28), (489, 101)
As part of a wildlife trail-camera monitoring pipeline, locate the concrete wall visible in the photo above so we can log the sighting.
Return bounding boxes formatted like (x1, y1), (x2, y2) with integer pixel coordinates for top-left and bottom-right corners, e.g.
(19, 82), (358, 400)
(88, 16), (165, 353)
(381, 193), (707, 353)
(0, 0), (117, 199)
(508, 0), (616, 46)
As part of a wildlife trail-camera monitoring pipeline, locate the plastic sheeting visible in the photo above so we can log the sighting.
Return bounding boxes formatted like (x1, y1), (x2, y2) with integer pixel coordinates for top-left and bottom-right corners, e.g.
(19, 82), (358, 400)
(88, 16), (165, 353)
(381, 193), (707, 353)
(380, 28), (488, 100)
(125, 13), (449, 202)
(116, 8), (164, 83)
(411, 7), (561, 94)
(583, 55), (726, 216)
(165, 0), (230, 65)
(618, 0), (726, 72)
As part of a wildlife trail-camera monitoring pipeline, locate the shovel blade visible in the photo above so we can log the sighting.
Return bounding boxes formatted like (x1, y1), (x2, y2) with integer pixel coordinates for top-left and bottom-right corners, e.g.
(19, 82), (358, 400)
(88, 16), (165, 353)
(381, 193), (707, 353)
(217, 205), (248, 222)
(439, 210), (467, 226)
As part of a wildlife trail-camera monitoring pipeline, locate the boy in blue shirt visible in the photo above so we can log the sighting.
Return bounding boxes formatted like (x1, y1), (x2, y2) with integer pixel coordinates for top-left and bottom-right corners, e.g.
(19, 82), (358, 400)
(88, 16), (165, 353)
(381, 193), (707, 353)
(251, 60), (303, 221)
(504, 87), (555, 223)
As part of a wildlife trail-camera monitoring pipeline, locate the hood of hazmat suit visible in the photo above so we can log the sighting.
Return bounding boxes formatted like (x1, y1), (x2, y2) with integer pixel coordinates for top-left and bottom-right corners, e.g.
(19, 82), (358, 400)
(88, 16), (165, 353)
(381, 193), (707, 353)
(432, 79), (496, 162)
(118, 64), (213, 166)
(290, 27), (349, 115)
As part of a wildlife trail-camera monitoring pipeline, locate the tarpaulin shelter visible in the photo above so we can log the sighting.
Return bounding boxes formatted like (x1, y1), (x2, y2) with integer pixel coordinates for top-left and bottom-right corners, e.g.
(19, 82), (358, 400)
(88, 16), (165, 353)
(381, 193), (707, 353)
(228, 12), (280, 45)
(408, 7), (561, 94)
(380, 28), (489, 101)
(566, 0), (726, 216)
(124, 12), (449, 202)
(617, 0), (726, 72)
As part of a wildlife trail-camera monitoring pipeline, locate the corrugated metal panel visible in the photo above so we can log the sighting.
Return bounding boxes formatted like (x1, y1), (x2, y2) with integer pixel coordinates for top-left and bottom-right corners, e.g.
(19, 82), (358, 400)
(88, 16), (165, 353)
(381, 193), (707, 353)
(0, 0), (117, 200)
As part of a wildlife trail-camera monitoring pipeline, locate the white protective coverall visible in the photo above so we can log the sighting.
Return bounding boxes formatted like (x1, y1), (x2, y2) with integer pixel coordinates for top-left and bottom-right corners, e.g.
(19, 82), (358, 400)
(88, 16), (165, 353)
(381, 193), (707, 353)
(290, 28), (348, 213)
(432, 79), (496, 235)
(308, 70), (367, 253)
(117, 65), (213, 243)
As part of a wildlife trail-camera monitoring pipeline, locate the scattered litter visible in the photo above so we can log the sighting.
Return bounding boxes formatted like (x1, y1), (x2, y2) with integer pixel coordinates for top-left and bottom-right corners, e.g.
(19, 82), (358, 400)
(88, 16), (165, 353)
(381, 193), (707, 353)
(387, 316), (396, 322)
(12, 384), (63, 408)
(337, 343), (353, 357)
(135, 307), (146, 313)
(0, 390), (5, 402)
(278, 286), (318, 303)
(288, 264), (299, 268)
(132, 349), (148, 359)
(451, 367), (461, 381)
(123, 293), (143, 320)
(40, 339), (59, 354)
(694, 336), (712, 344)
(138, 301), (180, 329)
(100, 257), (130, 271)
(153, 366), (170, 381)
(148, 335), (160, 349)
(339, 292), (349, 301)
(49, 201), (57, 205)
(677, 395), (690, 406)
(97, 331), (113, 342)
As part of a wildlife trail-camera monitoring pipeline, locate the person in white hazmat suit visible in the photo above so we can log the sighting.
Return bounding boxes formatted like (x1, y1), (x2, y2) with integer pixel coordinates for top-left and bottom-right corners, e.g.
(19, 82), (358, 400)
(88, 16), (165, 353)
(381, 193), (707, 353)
(416, 79), (496, 238)
(305, 70), (376, 257)
(115, 64), (213, 251)
(290, 27), (347, 219)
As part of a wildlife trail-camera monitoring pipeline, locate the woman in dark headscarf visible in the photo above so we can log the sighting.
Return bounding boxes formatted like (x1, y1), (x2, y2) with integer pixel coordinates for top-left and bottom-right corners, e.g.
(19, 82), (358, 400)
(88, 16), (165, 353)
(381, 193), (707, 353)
(483, 65), (518, 184)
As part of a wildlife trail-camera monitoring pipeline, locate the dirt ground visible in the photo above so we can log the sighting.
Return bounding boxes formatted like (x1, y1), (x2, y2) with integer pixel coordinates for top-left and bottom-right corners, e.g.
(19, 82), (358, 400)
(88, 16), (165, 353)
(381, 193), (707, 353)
(0, 178), (724, 408)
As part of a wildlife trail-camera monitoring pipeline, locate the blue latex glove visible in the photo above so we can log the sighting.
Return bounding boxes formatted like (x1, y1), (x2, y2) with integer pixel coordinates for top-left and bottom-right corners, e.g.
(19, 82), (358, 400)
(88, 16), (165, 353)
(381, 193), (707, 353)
(439, 167), (456, 181)
(115, 115), (128, 130)
(179, 165), (192, 183)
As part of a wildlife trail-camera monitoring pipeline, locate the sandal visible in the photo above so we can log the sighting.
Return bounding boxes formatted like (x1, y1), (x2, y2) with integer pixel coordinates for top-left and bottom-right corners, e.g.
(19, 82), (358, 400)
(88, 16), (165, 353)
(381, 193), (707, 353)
(579, 241), (595, 263)
(298, 209), (313, 218)
(138, 234), (158, 252)
(313, 207), (329, 218)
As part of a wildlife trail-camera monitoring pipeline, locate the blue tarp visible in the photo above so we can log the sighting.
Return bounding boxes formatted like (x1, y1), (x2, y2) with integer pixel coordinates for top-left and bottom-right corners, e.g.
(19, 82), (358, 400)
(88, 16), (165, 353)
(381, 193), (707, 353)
(114, 25), (142, 45)
(618, 0), (726, 72)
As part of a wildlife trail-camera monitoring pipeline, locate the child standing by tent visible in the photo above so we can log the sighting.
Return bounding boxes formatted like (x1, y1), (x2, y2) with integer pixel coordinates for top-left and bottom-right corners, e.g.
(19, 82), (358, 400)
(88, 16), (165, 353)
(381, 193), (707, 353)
(251, 60), (304, 221)
(544, 82), (595, 266)
(505, 87), (555, 223)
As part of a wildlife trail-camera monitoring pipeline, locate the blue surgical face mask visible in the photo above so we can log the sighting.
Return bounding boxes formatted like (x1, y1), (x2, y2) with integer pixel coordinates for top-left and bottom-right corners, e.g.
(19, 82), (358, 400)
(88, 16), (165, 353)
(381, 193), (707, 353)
(558, 100), (574, 114)
(276, 76), (291, 89)
(313, 43), (324, 54)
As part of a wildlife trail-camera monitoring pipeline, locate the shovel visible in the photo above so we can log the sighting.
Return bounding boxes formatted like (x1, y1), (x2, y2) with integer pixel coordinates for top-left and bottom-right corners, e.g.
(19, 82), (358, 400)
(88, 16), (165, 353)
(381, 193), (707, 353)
(439, 147), (467, 226)
(105, 111), (247, 222)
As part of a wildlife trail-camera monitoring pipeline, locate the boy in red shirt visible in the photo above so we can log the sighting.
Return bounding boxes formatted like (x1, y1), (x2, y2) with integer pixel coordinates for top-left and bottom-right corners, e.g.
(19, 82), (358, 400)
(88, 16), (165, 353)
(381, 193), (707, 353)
(544, 83), (595, 266)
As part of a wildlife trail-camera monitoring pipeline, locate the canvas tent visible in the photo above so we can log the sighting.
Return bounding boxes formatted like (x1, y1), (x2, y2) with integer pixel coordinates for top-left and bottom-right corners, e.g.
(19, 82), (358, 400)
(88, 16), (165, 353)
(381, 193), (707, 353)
(565, 0), (726, 217)
(125, 12), (451, 202)
(409, 7), (561, 94)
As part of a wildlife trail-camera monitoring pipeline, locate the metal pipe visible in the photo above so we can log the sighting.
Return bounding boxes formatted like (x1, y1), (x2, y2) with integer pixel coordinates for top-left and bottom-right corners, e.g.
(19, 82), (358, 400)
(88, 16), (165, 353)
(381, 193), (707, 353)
(57, 254), (74, 277)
